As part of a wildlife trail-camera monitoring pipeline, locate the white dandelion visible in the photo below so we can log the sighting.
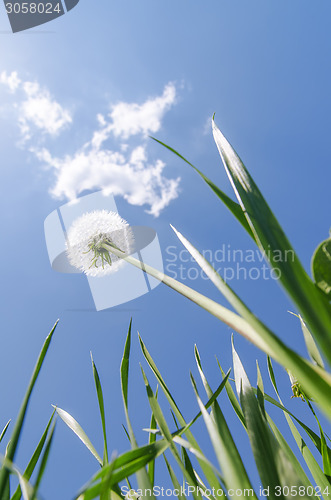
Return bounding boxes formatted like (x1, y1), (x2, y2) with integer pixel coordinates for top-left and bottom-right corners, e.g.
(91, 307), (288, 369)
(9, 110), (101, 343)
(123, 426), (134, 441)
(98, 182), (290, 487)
(66, 210), (134, 277)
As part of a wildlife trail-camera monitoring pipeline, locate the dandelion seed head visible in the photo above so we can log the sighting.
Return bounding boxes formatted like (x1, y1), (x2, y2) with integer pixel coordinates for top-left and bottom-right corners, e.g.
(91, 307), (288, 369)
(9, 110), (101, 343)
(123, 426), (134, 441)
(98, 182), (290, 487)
(66, 210), (134, 277)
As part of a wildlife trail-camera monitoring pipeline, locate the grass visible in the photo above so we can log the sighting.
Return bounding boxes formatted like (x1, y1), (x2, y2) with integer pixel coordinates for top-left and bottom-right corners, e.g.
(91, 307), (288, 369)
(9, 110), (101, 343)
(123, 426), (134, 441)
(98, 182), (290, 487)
(1, 124), (330, 499)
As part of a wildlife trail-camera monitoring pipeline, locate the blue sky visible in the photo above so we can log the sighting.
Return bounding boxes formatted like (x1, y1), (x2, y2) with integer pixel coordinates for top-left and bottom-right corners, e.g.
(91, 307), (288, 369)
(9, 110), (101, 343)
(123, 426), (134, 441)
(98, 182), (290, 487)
(0, 1), (330, 498)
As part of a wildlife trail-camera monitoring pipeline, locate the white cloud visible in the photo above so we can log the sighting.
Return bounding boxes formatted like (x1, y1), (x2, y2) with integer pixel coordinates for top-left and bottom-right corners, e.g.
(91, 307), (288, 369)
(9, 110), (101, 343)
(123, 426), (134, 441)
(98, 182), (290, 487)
(0, 71), (21, 92)
(109, 83), (176, 139)
(19, 81), (72, 138)
(35, 144), (180, 217)
(1, 73), (180, 216)
(0, 71), (72, 141)
(91, 83), (176, 149)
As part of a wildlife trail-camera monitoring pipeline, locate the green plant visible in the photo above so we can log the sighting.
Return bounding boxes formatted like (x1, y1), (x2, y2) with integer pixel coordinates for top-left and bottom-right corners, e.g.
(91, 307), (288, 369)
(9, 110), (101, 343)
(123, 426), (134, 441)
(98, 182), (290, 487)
(51, 122), (331, 499)
(0, 321), (58, 500)
(5, 123), (331, 500)
(89, 121), (331, 416)
(52, 320), (330, 500)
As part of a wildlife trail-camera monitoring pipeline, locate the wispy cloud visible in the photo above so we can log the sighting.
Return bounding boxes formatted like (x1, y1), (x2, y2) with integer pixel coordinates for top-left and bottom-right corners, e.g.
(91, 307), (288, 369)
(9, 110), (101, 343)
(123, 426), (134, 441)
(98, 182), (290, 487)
(0, 72), (180, 216)
(0, 71), (21, 92)
(108, 83), (175, 139)
(35, 144), (179, 217)
(0, 71), (72, 141)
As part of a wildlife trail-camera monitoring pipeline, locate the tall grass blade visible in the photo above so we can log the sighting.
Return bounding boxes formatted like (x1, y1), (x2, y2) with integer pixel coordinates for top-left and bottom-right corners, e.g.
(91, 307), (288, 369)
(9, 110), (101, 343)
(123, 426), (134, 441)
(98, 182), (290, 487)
(256, 361), (265, 417)
(266, 414), (313, 489)
(166, 225), (331, 417)
(306, 401), (331, 478)
(217, 360), (245, 427)
(0, 320), (58, 499)
(53, 406), (102, 466)
(99, 451), (116, 500)
(1, 457), (33, 500)
(120, 321), (154, 499)
(163, 454), (187, 499)
(147, 387), (158, 487)
(289, 313), (325, 369)
(260, 390), (330, 457)
(267, 357), (331, 497)
(0, 421), (10, 444)
(76, 440), (170, 499)
(312, 235), (331, 298)
(193, 349), (257, 499)
(11, 411), (55, 500)
(91, 352), (109, 465)
(232, 341), (311, 500)
(255, 360), (313, 488)
(31, 421), (56, 500)
(150, 137), (254, 239)
(212, 120), (331, 361)
(138, 335), (225, 493)
(140, 366), (200, 500)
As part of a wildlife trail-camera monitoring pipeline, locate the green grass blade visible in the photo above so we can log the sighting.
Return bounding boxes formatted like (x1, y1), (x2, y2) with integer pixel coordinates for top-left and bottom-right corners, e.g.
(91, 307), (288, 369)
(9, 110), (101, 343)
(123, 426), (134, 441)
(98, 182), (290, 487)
(53, 406), (102, 465)
(212, 120), (331, 362)
(147, 369), (230, 441)
(143, 373), (231, 445)
(261, 391), (330, 457)
(1, 457), (33, 500)
(289, 313), (325, 369)
(185, 373), (231, 431)
(193, 472), (222, 500)
(11, 411), (55, 500)
(306, 401), (331, 477)
(267, 357), (331, 455)
(120, 321), (154, 499)
(122, 425), (131, 444)
(233, 342), (311, 500)
(141, 371), (227, 498)
(76, 440), (170, 499)
(181, 446), (202, 497)
(266, 414), (313, 489)
(99, 451), (116, 500)
(217, 359), (245, 428)
(320, 423), (331, 478)
(90, 352), (109, 465)
(147, 387), (158, 487)
(95, 441), (170, 482)
(164, 454), (187, 499)
(172, 435), (225, 486)
(138, 335), (226, 494)
(150, 137), (254, 239)
(4, 479), (10, 500)
(120, 320), (132, 418)
(0, 320), (58, 499)
(267, 358), (330, 497)
(107, 428), (224, 498)
(256, 361), (265, 417)
(167, 224), (331, 417)
(178, 446), (226, 500)
(31, 421), (56, 500)
(312, 235), (331, 298)
(109, 243), (331, 417)
(267, 357), (279, 393)
(0, 421), (11, 445)
(2, 445), (10, 500)
(140, 366), (200, 500)
(257, 363), (313, 488)
(193, 349), (257, 499)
